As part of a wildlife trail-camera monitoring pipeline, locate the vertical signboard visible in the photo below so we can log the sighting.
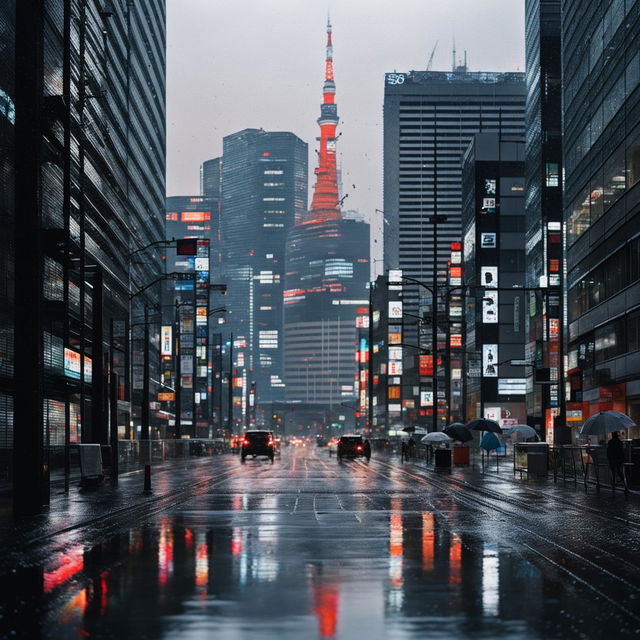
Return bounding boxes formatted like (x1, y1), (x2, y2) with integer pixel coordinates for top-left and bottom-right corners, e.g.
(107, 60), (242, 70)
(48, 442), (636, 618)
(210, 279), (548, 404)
(482, 344), (498, 377)
(161, 326), (172, 357)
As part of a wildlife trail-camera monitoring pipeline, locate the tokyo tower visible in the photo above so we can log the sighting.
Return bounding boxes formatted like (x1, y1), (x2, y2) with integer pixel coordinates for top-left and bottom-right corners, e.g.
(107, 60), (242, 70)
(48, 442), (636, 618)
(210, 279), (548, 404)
(308, 18), (341, 222)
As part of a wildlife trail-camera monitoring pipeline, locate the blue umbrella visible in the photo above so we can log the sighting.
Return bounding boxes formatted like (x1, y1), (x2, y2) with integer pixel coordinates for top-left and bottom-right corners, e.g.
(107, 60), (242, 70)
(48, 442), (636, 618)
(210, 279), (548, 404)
(480, 432), (500, 451)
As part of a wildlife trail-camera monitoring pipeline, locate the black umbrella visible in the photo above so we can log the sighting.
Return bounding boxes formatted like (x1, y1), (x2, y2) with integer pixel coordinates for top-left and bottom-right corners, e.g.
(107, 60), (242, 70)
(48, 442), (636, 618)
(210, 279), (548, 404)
(466, 418), (502, 433)
(402, 426), (415, 433)
(444, 424), (473, 443)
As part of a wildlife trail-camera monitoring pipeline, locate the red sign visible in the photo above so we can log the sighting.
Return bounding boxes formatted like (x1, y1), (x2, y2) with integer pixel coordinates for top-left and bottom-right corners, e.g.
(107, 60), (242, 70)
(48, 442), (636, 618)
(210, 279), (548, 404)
(419, 355), (433, 377)
(181, 211), (211, 222)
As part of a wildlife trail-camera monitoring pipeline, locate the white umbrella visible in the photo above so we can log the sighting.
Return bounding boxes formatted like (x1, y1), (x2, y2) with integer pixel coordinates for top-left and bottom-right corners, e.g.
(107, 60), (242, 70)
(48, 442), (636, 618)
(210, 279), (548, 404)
(580, 411), (635, 436)
(421, 432), (452, 444)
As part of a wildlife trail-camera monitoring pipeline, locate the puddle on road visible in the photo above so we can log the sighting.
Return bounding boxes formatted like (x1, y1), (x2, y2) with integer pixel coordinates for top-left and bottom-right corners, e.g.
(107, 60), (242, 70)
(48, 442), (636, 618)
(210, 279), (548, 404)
(1, 495), (634, 640)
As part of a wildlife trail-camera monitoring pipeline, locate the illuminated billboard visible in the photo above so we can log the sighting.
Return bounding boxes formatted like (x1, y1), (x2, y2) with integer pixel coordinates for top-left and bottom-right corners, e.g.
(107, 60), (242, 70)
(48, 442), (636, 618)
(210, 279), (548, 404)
(482, 344), (498, 377)
(161, 326), (172, 357)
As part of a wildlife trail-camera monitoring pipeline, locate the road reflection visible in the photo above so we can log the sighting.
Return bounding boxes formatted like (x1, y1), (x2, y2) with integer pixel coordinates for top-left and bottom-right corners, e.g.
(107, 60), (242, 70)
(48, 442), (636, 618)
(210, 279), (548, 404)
(0, 481), (624, 639)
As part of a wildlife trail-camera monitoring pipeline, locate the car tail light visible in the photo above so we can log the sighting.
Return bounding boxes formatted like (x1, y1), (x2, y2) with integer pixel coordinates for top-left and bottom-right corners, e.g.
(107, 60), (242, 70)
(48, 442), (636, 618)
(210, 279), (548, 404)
(356, 445), (363, 451)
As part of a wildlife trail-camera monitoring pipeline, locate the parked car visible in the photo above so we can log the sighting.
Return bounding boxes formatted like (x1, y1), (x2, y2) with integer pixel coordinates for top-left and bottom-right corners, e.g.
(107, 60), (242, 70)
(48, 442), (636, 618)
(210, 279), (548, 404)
(241, 430), (275, 463)
(337, 435), (370, 462)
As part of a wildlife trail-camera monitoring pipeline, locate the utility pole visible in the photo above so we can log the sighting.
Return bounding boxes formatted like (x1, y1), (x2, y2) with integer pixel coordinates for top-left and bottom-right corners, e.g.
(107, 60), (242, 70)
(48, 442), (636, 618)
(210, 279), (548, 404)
(227, 332), (234, 433)
(368, 281), (375, 433)
(174, 299), (181, 439)
(141, 305), (151, 493)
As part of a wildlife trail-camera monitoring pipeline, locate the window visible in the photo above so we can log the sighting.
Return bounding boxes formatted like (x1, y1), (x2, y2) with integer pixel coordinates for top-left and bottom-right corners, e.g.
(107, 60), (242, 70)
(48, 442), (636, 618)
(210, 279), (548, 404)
(627, 124), (640, 188)
(545, 163), (559, 187)
(590, 168), (604, 223)
(567, 185), (590, 245)
(602, 144), (626, 210)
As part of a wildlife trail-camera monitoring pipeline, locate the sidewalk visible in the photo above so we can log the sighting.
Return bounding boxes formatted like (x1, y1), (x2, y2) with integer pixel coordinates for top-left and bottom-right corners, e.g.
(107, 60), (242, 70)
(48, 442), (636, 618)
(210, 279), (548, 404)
(0, 454), (236, 560)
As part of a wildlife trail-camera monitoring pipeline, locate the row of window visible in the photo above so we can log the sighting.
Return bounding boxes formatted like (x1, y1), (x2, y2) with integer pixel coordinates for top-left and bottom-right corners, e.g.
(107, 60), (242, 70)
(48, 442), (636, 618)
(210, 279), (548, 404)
(566, 50), (640, 178)
(568, 236), (640, 319)
(567, 122), (640, 245)
(571, 307), (640, 369)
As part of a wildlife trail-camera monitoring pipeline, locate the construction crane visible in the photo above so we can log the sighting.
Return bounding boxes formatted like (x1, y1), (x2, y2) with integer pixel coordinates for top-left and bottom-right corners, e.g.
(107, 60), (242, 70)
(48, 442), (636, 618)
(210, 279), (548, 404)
(426, 41), (438, 71)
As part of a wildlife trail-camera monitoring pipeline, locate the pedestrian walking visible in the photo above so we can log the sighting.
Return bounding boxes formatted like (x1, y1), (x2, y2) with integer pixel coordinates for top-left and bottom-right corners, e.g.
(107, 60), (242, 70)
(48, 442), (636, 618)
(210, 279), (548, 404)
(607, 431), (627, 490)
(364, 439), (371, 462)
(407, 436), (416, 460)
(400, 440), (407, 462)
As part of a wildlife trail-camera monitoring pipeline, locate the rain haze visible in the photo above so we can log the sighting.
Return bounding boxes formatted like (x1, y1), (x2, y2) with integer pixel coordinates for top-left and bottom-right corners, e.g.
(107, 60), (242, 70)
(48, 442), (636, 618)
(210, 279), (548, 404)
(167, 0), (525, 265)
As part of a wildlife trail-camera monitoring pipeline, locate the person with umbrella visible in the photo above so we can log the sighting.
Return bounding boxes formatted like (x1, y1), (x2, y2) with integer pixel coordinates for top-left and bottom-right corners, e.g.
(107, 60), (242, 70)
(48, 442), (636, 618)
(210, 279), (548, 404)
(607, 431), (627, 490)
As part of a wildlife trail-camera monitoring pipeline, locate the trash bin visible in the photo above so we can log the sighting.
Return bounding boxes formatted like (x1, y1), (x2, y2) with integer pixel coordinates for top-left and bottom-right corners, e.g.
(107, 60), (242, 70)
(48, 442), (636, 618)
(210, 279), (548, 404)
(527, 452), (547, 477)
(452, 445), (469, 465)
(434, 448), (452, 468)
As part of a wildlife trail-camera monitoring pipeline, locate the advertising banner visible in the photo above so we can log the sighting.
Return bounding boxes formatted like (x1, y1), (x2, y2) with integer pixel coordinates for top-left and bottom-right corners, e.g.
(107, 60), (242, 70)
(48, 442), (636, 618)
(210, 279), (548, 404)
(483, 344), (498, 377)
(480, 233), (496, 249)
(388, 301), (403, 319)
(483, 290), (499, 323)
(420, 391), (434, 406)
(161, 326), (172, 357)
(498, 378), (527, 395)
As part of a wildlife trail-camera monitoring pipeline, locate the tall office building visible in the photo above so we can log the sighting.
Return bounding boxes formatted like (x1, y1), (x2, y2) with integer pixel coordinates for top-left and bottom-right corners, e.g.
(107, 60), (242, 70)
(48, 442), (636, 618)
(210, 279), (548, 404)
(11, 1), (166, 508)
(0, 1), (15, 467)
(200, 157), (221, 198)
(222, 129), (307, 414)
(383, 67), (526, 314)
(563, 0), (640, 433)
(524, 0), (565, 440)
(164, 196), (222, 437)
(462, 133), (528, 428)
(283, 20), (370, 416)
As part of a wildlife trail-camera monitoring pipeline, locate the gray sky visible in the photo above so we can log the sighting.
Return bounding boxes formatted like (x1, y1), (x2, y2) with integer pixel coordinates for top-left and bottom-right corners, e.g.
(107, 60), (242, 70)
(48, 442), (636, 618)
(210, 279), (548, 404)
(167, 0), (525, 263)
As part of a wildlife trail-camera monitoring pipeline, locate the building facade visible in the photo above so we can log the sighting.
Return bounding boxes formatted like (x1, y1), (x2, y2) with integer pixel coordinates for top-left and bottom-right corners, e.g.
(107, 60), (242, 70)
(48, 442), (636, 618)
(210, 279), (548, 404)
(164, 196), (223, 437)
(524, 0), (565, 440)
(200, 156), (221, 198)
(11, 0), (166, 508)
(462, 134), (529, 428)
(221, 128), (308, 417)
(383, 68), (527, 314)
(563, 0), (640, 435)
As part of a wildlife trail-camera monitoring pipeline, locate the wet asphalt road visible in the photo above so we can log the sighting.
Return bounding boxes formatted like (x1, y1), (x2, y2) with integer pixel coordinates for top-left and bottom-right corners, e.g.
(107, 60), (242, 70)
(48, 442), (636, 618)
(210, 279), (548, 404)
(3, 446), (640, 639)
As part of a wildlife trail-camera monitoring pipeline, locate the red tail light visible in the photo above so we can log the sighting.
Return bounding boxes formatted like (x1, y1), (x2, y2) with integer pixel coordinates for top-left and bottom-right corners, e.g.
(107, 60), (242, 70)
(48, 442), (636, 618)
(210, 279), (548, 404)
(356, 445), (363, 451)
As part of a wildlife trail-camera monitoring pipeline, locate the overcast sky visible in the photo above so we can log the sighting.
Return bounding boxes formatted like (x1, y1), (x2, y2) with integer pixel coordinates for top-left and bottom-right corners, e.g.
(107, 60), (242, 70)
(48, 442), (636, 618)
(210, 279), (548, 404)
(166, 0), (525, 254)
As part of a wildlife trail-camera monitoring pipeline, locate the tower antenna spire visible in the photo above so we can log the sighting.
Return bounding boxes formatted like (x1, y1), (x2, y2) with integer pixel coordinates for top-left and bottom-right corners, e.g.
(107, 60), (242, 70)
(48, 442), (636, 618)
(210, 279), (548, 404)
(308, 18), (341, 222)
(452, 36), (456, 72)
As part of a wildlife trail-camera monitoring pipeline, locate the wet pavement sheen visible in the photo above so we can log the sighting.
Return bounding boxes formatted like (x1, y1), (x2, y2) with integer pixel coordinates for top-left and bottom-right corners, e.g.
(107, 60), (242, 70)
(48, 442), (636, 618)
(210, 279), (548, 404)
(3, 447), (640, 639)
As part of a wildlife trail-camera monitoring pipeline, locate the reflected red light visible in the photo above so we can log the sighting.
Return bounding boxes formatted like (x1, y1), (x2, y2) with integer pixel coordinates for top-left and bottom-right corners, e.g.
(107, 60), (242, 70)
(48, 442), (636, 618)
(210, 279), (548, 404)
(313, 586), (339, 638)
(449, 533), (462, 585)
(44, 548), (84, 593)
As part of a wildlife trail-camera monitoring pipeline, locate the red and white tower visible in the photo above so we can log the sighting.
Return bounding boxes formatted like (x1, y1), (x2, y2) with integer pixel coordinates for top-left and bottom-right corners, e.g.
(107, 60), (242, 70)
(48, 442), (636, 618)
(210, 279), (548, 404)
(308, 18), (341, 222)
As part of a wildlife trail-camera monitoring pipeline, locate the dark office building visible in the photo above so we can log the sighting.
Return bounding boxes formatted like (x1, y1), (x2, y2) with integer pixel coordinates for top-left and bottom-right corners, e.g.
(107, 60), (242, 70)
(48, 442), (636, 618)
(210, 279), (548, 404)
(0, 1), (15, 467)
(221, 129), (307, 414)
(164, 196), (223, 437)
(383, 68), (526, 315)
(9, 1), (166, 508)
(200, 157), (221, 198)
(524, 0), (565, 440)
(369, 272), (408, 434)
(283, 217), (370, 408)
(462, 134), (529, 428)
(562, 0), (640, 434)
